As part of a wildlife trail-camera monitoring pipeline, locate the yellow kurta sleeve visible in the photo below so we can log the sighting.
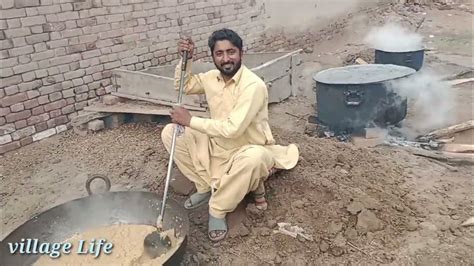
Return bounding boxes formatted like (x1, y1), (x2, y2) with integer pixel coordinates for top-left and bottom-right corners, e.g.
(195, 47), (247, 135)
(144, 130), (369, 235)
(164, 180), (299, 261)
(174, 59), (206, 95)
(189, 82), (266, 138)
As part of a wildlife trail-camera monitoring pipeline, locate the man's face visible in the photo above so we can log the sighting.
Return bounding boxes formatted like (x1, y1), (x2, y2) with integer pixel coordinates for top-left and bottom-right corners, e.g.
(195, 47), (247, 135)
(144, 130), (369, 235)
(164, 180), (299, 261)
(212, 40), (242, 78)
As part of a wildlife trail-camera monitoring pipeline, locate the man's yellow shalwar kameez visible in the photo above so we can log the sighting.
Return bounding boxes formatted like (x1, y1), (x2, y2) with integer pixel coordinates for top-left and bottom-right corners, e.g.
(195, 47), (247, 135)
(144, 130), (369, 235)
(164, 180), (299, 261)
(161, 59), (299, 218)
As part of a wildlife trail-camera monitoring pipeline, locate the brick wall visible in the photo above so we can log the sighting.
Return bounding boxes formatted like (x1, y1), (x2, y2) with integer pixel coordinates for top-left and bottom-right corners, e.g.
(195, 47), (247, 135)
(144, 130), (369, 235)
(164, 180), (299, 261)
(0, 0), (267, 154)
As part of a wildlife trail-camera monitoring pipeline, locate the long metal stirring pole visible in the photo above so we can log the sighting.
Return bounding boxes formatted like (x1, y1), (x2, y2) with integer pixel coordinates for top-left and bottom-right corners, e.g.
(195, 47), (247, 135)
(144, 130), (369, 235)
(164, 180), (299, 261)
(157, 50), (188, 228)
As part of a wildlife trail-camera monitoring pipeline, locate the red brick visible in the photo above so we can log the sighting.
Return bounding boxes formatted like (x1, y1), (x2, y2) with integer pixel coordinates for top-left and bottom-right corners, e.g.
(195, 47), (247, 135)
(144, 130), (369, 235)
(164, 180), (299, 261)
(27, 113), (49, 125)
(20, 136), (33, 146)
(0, 92), (28, 108)
(31, 105), (45, 115)
(65, 97), (75, 105)
(10, 103), (25, 112)
(6, 110), (31, 123)
(96, 87), (106, 96)
(49, 109), (61, 118)
(75, 93), (88, 102)
(38, 95), (50, 105)
(35, 121), (47, 132)
(0, 107), (10, 116)
(27, 90), (40, 99)
(47, 115), (68, 128)
(24, 98), (39, 109)
(43, 99), (67, 112)
(48, 91), (62, 102)
(0, 141), (21, 155)
(14, 119), (28, 129)
(56, 115), (68, 124)
(61, 104), (75, 114)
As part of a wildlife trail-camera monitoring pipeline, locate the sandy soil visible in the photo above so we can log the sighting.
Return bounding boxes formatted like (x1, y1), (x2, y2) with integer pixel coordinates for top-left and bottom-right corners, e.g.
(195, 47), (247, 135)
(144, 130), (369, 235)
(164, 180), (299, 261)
(1, 2), (473, 265)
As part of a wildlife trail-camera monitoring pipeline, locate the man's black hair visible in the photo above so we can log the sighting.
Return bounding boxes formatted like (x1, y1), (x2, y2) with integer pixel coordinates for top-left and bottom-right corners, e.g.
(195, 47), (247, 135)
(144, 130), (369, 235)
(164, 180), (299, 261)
(208, 28), (243, 53)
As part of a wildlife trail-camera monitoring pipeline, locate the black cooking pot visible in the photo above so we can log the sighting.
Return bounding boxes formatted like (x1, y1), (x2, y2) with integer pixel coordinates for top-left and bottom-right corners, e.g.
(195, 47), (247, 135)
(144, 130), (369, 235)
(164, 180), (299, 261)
(313, 64), (416, 133)
(0, 175), (189, 266)
(375, 49), (424, 71)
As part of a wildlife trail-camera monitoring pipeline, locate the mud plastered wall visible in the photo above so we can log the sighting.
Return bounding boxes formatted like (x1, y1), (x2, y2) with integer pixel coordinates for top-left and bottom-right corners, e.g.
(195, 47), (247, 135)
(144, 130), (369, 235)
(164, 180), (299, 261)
(0, 0), (267, 154)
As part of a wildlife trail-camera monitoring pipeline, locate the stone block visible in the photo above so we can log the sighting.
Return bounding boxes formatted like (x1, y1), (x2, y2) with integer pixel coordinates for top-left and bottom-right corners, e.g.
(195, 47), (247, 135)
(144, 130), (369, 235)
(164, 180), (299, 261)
(0, 134), (13, 145)
(43, 99), (67, 112)
(0, 9), (26, 19)
(10, 103), (25, 112)
(11, 125), (35, 140)
(15, 0), (39, 8)
(101, 95), (122, 105)
(13, 62), (38, 75)
(31, 106), (44, 115)
(24, 98), (39, 109)
(22, 71), (36, 82)
(20, 136), (33, 146)
(0, 107), (10, 117)
(14, 119), (27, 129)
(9, 45), (34, 56)
(19, 80), (42, 92)
(87, 119), (104, 131)
(0, 141), (21, 155)
(5, 110), (31, 123)
(0, 92), (28, 108)
(32, 128), (56, 141)
(21, 15), (46, 27)
(4, 86), (19, 96)
(56, 124), (68, 133)
(35, 121), (47, 132)
(25, 33), (50, 45)
(0, 124), (16, 135)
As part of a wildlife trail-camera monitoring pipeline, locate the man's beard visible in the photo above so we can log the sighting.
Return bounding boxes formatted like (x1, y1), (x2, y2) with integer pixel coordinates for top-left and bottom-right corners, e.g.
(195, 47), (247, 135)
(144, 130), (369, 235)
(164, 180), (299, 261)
(214, 60), (242, 78)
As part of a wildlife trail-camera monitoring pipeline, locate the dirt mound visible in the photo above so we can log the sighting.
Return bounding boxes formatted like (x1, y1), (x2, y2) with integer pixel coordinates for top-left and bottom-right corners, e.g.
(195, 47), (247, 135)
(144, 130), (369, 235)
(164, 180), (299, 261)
(176, 123), (418, 264)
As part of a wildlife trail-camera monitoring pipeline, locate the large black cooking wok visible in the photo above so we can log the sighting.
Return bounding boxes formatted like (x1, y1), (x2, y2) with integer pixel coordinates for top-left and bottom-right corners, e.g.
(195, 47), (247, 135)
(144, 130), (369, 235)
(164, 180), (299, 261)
(0, 175), (189, 266)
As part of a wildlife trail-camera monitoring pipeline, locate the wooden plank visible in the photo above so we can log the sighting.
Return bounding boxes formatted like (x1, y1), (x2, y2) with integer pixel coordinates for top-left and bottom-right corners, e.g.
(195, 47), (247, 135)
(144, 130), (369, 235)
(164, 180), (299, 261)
(441, 144), (474, 153)
(84, 102), (209, 117)
(111, 92), (207, 112)
(418, 120), (474, 141)
(355, 58), (368, 65)
(398, 146), (474, 165)
(449, 78), (474, 86)
(112, 69), (203, 107)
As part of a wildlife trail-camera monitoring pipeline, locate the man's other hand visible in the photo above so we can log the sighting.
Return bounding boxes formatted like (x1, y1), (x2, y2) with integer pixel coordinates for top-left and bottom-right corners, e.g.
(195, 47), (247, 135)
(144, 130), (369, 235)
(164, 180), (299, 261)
(170, 106), (192, 127)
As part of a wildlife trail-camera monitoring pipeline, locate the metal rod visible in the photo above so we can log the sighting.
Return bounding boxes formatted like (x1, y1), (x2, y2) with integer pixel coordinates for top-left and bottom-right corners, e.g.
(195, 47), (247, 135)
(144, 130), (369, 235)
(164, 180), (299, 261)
(158, 50), (188, 227)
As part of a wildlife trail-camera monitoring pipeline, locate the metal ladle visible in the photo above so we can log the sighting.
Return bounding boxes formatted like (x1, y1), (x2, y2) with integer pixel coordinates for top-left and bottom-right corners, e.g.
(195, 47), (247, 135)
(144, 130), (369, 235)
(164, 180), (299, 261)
(143, 50), (189, 259)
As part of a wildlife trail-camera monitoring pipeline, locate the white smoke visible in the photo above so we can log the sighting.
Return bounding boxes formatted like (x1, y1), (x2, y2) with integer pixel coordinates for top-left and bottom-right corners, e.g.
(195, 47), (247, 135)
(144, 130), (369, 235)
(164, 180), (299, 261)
(265, 0), (362, 31)
(364, 23), (423, 52)
(387, 70), (456, 138)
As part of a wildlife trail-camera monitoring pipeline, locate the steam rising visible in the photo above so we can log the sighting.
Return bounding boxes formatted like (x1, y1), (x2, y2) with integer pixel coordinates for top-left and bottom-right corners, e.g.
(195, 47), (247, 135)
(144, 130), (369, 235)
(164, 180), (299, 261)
(265, 0), (361, 31)
(364, 23), (424, 52)
(387, 70), (456, 138)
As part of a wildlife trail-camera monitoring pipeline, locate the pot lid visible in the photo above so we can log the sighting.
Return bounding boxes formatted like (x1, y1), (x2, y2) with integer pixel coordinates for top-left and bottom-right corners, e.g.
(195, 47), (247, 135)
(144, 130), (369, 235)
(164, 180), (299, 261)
(313, 64), (416, 85)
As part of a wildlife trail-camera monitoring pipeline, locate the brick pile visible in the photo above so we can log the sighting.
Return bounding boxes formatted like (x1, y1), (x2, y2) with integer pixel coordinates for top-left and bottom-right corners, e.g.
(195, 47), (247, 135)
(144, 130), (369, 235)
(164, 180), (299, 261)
(0, 0), (269, 154)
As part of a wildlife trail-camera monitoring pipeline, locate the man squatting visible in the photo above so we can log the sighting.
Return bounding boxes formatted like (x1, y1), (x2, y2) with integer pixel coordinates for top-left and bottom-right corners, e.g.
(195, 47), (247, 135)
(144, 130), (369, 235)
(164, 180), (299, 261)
(162, 28), (299, 242)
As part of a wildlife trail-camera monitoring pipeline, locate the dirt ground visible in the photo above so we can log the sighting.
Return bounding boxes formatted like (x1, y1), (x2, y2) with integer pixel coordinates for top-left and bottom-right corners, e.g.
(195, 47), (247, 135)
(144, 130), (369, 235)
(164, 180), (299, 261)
(1, 2), (473, 265)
